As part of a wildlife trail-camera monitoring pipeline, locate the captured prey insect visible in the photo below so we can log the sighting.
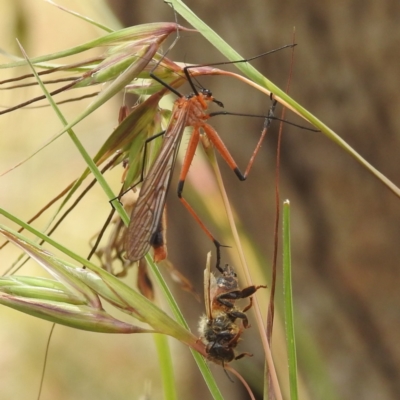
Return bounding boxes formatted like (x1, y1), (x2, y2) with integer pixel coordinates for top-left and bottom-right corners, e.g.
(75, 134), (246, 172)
(198, 260), (266, 365)
(124, 46), (300, 265)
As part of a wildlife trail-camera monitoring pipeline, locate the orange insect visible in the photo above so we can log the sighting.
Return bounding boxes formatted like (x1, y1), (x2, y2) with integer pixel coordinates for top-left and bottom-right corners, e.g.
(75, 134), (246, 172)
(124, 81), (229, 262)
(124, 46), (309, 264)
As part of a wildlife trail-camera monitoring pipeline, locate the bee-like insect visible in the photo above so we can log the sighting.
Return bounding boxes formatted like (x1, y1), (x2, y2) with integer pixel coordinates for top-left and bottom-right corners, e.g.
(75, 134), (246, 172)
(198, 256), (266, 365)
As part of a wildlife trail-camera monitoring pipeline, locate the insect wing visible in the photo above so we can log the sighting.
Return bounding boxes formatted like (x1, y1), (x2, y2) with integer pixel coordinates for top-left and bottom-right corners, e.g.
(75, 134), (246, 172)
(125, 103), (190, 261)
(204, 252), (215, 320)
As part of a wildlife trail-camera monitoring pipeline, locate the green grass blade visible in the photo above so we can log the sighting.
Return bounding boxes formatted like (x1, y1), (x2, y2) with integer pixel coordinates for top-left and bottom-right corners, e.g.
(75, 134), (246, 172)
(45, 0), (115, 33)
(0, 23), (175, 69)
(282, 200), (298, 400)
(154, 333), (178, 400)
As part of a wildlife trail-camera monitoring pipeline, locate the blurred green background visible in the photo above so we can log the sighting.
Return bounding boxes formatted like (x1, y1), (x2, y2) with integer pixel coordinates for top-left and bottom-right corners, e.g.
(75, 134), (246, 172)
(1, 0), (400, 399)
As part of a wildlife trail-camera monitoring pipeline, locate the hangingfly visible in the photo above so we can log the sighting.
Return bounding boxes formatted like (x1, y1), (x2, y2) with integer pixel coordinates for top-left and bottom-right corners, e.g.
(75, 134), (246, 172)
(124, 86), (226, 262)
(124, 44), (313, 264)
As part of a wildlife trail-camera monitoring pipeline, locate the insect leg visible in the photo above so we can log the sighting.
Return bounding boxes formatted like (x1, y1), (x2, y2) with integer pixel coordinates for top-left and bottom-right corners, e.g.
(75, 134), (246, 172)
(176, 126), (223, 269)
(202, 99), (278, 181)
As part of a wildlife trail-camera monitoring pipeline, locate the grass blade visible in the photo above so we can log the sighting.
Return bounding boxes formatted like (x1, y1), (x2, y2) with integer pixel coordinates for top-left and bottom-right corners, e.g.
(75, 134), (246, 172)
(282, 200), (298, 400)
(154, 333), (177, 400)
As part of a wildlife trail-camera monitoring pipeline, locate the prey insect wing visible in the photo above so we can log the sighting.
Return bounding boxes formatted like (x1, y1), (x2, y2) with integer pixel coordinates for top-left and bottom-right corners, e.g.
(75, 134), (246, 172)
(204, 253), (214, 320)
(125, 98), (190, 261)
